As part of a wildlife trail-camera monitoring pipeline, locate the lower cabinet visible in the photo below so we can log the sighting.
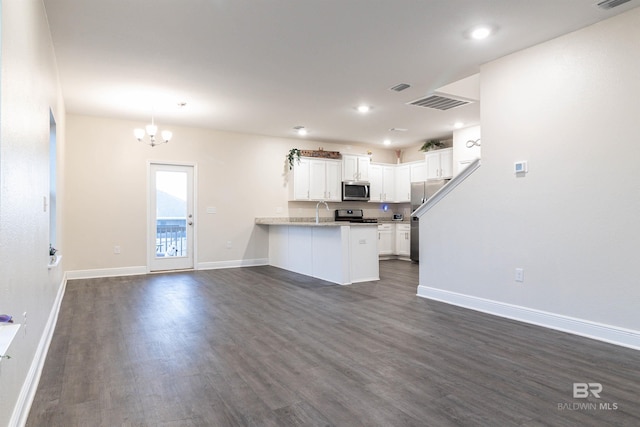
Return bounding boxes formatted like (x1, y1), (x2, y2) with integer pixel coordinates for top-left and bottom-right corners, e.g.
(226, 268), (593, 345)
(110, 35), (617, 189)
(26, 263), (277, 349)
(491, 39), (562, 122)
(395, 224), (410, 257)
(378, 223), (410, 259)
(377, 224), (394, 256)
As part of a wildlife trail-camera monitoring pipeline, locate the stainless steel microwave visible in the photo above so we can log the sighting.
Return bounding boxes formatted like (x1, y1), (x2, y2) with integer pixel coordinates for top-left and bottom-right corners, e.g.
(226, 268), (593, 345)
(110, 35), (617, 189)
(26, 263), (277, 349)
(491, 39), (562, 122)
(342, 181), (370, 201)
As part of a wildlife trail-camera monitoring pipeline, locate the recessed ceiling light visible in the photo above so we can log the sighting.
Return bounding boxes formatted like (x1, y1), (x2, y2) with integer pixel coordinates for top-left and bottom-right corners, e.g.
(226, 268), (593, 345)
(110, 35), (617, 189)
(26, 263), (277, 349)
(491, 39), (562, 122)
(293, 126), (308, 136)
(383, 139), (391, 146)
(470, 26), (492, 40)
(356, 105), (371, 113)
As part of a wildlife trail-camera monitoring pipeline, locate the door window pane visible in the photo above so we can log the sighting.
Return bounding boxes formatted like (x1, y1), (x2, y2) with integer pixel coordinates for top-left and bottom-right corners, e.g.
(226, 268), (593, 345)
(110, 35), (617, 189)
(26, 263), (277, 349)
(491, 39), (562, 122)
(155, 171), (187, 257)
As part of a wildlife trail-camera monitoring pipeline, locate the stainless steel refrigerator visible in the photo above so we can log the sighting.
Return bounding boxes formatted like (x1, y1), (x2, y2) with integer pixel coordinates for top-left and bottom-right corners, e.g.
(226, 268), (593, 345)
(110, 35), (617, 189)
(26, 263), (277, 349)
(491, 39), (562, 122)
(410, 180), (447, 262)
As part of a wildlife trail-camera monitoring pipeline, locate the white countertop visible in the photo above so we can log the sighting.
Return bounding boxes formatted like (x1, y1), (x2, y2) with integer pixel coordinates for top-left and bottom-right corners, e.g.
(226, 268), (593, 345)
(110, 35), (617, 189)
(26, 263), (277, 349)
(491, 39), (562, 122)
(255, 217), (379, 227)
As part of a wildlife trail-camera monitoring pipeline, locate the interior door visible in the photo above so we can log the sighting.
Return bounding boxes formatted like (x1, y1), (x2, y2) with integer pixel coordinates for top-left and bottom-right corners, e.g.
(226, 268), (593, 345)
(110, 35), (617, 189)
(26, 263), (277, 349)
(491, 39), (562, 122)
(148, 163), (195, 271)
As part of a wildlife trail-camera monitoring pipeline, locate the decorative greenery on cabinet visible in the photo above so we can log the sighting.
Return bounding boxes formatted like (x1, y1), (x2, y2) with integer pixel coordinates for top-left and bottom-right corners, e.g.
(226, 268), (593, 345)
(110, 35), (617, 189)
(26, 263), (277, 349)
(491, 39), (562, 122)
(419, 139), (445, 152)
(287, 148), (301, 170)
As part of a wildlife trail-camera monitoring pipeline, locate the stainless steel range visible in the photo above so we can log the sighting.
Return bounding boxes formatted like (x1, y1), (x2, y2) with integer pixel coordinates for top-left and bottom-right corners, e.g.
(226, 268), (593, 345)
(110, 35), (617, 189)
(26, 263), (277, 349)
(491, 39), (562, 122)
(334, 209), (378, 223)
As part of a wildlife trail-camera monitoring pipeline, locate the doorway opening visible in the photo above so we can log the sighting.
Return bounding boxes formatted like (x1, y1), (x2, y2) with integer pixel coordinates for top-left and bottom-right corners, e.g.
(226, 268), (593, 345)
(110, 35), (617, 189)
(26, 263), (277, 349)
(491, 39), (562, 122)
(148, 163), (195, 271)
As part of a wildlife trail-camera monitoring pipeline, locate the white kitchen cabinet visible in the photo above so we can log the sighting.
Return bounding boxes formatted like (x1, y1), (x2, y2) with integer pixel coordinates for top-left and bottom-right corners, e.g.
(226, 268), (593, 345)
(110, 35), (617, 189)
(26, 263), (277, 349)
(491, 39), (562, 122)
(377, 223), (394, 256)
(308, 160), (326, 200)
(394, 165), (410, 202)
(369, 164), (382, 202)
(395, 224), (410, 257)
(426, 148), (453, 180)
(309, 159), (341, 201)
(369, 163), (396, 202)
(324, 160), (342, 201)
(440, 148), (453, 178)
(382, 166), (395, 201)
(289, 158), (311, 200)
(267, 223), (379, 285)
(342, 154), (370, 181)
(289, 158), (341, 201)
(409, 161), (427, 182)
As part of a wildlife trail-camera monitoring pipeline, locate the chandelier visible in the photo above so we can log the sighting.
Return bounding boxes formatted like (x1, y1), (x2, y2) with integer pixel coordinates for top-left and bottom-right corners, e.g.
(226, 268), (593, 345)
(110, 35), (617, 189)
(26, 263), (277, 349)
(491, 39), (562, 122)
(134, 117), (172, 147)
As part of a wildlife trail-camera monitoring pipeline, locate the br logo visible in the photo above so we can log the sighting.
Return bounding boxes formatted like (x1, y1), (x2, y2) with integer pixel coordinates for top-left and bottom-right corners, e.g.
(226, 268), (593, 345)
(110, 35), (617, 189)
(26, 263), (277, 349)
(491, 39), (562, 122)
(573, 383), (602, 398)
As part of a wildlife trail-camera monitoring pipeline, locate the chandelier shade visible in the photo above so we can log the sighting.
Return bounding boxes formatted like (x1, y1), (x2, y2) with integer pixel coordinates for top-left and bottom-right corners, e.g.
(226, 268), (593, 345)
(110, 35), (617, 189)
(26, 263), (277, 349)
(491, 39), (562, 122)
(135, 117), (171, 147)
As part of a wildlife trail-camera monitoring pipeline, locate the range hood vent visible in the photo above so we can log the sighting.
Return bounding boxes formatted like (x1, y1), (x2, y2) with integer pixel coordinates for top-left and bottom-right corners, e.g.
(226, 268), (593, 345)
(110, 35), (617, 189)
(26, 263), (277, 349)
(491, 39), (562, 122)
(596, 0), (632, 10)
(407, 94), (473, 111)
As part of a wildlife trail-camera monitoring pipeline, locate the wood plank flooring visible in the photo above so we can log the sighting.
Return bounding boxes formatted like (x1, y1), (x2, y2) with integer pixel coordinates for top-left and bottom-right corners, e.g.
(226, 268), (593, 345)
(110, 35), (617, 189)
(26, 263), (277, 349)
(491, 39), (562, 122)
(27, 260), (640, 426)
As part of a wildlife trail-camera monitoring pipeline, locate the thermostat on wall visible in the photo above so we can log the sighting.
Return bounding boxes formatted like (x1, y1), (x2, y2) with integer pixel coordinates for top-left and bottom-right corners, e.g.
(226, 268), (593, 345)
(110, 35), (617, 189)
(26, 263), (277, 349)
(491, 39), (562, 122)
(514, 161), (528, 174)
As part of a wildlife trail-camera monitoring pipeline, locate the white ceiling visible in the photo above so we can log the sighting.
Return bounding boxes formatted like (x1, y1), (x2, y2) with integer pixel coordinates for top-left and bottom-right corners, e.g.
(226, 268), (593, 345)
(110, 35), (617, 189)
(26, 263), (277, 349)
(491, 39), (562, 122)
(43, 0), (639, 148)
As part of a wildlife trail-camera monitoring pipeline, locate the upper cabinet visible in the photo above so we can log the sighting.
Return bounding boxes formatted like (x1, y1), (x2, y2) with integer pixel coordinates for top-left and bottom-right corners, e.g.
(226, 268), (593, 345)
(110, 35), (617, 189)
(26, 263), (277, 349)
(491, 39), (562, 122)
(409, 161), (427, 183)
(369, 163), (396, 202)
(289, 158), (311, 200)
(289, 151), (446, 203)
(342, 154), (370, 181)
(425, 148), (453, 180)
(394, 164), (410, 202)
(289, 158), (341, 201)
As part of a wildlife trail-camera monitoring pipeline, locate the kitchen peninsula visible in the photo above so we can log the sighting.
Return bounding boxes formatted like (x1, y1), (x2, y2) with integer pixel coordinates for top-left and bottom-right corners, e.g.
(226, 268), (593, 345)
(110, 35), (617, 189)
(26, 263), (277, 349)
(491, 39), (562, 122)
(255, 218), (379, 285)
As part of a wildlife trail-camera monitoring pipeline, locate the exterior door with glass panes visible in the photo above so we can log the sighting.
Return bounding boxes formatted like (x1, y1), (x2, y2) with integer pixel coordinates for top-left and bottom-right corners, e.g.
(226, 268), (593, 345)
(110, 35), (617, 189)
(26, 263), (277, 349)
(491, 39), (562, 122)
(148, 163), (195, 271)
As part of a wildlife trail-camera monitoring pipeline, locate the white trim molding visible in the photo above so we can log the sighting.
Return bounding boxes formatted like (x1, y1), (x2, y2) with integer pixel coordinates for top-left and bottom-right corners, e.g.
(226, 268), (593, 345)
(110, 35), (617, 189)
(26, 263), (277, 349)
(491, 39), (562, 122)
(412, 158), (481, 218)
(197, 258), (269, 271)
(417, 285), (640, 351)
(66, 266), (147, 280)
(11, 273), (67, 427)
(66, 259), (270, 280)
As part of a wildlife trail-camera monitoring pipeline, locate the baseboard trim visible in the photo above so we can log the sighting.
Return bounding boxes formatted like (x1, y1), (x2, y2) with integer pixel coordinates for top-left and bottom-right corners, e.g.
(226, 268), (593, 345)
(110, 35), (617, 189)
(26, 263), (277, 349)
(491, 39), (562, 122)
(417, 285), (640, 351)
(66, 266), (147, 280)
(197, 258), (269, 270)
(66, 259), (271, 280)
(10, 273), (68, 427)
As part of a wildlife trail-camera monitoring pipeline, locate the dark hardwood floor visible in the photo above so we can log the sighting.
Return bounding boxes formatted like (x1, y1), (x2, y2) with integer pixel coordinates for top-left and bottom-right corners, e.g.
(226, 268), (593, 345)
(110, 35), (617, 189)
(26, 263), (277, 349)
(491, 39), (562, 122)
(28, 260), (640, 426)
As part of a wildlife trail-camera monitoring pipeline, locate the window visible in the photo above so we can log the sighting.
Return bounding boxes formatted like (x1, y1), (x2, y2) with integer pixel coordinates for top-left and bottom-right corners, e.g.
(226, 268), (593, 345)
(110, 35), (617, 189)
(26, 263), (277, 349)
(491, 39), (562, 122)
(49, 110), (57, 248)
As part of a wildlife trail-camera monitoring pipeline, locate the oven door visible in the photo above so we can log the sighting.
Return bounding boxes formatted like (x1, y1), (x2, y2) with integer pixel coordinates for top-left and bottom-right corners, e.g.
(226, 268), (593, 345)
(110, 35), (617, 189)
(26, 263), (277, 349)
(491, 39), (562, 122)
(342, 181), (370, 201)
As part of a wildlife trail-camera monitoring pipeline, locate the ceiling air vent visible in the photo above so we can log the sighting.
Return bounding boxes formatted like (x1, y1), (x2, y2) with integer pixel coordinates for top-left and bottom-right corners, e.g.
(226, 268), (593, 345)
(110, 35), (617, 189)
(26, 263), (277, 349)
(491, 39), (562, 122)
(596, 0), (632, 10)
(407, 94), (472, 111)
(390, 83), (411, 92)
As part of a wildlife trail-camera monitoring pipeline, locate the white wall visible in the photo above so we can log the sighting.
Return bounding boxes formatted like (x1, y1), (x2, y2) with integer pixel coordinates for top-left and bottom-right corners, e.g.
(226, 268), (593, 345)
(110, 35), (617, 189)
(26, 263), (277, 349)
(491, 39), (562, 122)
(0, 0), (66, 424)
(63, 115), (399, 273)
(452, 125), (481, 175)
(419, 8), (640, 341)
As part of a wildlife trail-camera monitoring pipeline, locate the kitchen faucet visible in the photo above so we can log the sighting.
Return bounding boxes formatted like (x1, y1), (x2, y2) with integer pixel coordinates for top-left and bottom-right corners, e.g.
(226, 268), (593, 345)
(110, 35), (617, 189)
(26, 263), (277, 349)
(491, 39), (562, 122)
(315, 200), (329, 224)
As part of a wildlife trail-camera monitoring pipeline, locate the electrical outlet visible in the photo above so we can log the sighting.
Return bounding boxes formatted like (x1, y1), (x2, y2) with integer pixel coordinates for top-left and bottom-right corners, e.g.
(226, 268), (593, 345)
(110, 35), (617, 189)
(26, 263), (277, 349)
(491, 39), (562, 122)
(114, 245), (121, 254)
(226, 241), (232, 249)
(515, 268), (524, 283)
